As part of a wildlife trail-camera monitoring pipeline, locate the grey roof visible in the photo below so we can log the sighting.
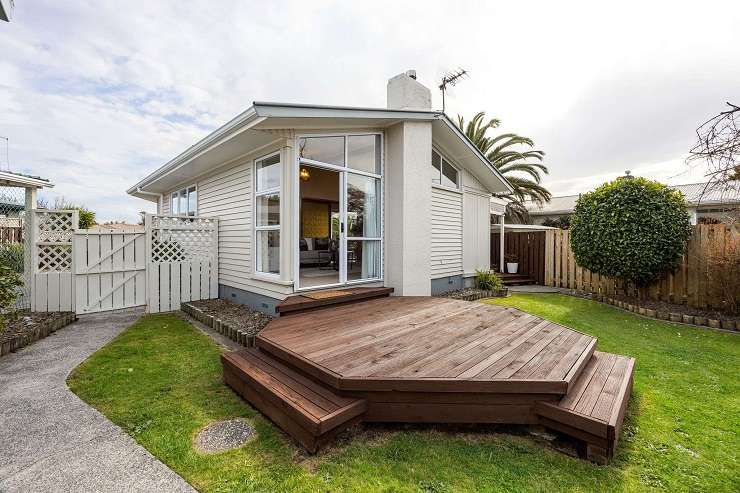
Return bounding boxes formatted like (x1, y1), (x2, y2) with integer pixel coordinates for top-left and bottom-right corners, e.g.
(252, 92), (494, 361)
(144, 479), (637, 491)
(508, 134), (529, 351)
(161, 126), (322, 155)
(527, 181), (740, 215)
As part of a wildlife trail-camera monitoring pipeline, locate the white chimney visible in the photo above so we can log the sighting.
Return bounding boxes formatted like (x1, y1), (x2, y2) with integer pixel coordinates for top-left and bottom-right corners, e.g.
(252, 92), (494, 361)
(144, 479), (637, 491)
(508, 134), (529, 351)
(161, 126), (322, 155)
(387, 70), (431, 111)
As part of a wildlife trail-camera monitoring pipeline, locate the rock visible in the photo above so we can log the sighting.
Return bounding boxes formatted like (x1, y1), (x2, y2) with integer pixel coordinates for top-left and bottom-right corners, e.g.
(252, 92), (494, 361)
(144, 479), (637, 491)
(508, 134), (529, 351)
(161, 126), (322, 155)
(194, 418), (255, 454)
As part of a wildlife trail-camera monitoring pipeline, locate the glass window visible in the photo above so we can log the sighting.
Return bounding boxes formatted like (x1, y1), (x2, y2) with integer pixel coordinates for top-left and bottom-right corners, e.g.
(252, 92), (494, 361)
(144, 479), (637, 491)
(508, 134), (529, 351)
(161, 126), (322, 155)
(178, 190), (187, 216)
(348, 135), (380, 174)
(256, 154), (280, 191)
(346, 174), (380, 238)
(256, 193), (280, 226)
(255, 152), (281, 276)
(256, 230), (280, 275)
(431, 150), (441, 185)
(170, 186), (197, 215)
(431, 150), (459, 188)
(187, 187), (197, 216)
(347, 240), (381, 281)
(441, 159), (459, 188)
(298, 136), (345, 165)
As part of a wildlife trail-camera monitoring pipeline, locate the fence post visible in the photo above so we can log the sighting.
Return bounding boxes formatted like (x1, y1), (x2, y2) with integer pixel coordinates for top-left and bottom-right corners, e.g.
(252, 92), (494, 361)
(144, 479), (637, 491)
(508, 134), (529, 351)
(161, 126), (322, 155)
(211, 218), (219, 298)
(144, 214), (152, 313)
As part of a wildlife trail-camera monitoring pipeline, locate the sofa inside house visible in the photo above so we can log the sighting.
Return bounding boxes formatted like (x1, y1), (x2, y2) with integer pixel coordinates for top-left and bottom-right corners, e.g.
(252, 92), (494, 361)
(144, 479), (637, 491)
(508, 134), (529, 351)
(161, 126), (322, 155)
(299, 237), (333, 266)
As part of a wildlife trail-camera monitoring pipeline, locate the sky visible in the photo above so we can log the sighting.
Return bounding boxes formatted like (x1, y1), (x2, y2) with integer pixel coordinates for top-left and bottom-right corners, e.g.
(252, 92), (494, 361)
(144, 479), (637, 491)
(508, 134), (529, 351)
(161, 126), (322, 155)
(0, 0), (738, 222)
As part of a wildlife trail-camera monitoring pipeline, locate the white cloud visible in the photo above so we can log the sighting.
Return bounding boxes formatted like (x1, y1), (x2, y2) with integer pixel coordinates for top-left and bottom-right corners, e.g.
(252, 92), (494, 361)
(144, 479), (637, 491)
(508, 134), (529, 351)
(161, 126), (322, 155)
(0, 0), (738, 221)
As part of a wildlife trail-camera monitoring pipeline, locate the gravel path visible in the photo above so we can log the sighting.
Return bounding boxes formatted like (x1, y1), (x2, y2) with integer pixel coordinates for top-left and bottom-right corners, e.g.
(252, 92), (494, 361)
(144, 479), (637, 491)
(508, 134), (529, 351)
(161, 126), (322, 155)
(0, 308), (195, 493)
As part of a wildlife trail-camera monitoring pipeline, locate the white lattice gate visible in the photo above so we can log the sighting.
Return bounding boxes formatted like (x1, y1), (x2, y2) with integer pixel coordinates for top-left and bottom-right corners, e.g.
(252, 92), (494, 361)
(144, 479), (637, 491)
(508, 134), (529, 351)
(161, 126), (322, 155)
(145, 214), (218, 313)
(29, 211), (219, 314)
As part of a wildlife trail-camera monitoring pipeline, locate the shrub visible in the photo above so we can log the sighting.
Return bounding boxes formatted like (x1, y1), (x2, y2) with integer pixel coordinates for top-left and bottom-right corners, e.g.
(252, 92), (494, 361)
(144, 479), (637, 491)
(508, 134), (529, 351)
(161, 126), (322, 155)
(570, 177), (692, 286)
(0, 263), (23, 329)
(475, 269), (503, 291)
(51, 197), (96, 229)
(0, 243), (25, 273)
(504, 253), (518, 263)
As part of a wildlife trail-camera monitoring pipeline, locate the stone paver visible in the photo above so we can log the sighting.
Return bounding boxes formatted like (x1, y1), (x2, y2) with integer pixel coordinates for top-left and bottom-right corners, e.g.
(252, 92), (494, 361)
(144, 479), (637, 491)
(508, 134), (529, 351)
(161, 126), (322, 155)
(0, 309), (195, 493)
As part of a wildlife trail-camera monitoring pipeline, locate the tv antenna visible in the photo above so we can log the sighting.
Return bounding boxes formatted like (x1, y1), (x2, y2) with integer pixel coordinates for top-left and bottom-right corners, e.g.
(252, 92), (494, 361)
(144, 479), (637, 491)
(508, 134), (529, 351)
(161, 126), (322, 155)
(438, 68), (468, 113)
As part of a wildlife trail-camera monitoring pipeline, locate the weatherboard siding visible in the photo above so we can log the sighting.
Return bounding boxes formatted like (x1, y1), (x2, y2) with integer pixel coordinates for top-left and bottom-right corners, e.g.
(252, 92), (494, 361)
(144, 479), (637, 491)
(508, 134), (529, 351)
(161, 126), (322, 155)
(196, 160), (252, 291)
(431, 186), (463, 279)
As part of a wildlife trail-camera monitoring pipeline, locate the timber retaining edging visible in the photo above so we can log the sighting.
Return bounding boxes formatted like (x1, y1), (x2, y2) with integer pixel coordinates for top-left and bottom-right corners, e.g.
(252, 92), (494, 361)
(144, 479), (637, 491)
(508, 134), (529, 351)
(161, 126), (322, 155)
(0, 312), (77, 357)
(181, 302), (257, 348)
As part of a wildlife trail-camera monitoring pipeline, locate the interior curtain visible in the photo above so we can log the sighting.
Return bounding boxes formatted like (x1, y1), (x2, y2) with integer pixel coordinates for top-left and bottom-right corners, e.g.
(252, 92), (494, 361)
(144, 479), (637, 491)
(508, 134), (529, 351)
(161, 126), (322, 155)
(361, 177), (379, 278)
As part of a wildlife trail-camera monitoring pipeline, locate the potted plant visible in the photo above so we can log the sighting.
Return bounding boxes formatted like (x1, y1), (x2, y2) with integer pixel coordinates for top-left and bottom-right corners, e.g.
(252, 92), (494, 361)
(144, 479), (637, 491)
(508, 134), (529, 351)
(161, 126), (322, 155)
(505, 253), (519, 274)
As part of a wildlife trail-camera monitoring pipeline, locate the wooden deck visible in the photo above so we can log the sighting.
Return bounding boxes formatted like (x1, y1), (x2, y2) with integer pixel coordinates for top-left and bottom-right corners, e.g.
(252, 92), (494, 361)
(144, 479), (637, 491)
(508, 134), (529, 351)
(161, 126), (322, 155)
(222, 295), (634, 462)
(260, 297), (596, 393)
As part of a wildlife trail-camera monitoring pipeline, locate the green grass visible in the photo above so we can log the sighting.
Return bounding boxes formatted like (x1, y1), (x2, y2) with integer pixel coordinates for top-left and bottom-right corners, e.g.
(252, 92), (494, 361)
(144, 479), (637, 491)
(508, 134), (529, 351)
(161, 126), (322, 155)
(68, 294), (740, 492)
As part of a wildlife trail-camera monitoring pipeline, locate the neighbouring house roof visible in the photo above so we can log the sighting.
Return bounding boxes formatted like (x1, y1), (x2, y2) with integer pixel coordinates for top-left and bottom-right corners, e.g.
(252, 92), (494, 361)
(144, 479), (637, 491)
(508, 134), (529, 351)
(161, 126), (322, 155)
(127, 101), (513, 201)
(0, 170), (53, 189)
(526, 181), (740, 216)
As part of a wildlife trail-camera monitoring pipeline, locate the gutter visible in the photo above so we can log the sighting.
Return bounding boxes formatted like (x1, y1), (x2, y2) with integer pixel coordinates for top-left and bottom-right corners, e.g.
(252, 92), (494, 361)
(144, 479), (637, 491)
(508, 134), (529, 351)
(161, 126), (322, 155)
(135, 187), (163, 205)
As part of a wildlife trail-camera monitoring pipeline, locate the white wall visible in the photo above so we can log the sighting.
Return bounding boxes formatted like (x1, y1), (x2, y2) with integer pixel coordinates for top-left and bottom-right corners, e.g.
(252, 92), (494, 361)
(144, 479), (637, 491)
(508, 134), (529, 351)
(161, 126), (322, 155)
(431, 186), (463, 278)
(385, 121), (432, 295)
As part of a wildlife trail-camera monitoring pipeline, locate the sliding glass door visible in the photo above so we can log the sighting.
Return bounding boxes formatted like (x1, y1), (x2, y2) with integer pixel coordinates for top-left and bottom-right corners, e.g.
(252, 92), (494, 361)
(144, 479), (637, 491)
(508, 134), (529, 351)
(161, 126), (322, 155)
(296, 134), (382, 290)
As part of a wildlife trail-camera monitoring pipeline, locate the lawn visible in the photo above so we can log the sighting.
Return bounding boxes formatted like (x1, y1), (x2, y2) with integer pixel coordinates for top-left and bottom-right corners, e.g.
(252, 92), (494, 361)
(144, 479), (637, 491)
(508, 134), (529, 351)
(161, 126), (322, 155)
(67, 294), (740, 492)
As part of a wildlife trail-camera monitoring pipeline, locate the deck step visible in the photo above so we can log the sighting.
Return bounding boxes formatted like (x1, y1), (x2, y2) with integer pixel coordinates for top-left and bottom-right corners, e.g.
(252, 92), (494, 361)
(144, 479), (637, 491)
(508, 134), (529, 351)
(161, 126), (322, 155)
(535, 351), (635, 463)
(222, 348), (366, 452)
(276, 287), (394, 316)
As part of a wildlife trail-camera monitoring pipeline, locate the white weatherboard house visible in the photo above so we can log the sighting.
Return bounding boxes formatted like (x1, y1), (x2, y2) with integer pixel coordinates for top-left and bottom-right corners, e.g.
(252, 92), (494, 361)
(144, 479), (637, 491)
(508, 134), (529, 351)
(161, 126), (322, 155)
(128, 71), (512, 313)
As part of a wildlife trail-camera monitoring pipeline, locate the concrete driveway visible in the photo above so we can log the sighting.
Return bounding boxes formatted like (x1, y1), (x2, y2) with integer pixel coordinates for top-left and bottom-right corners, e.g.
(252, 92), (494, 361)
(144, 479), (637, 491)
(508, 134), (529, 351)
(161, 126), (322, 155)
(0, 309), (195, 493)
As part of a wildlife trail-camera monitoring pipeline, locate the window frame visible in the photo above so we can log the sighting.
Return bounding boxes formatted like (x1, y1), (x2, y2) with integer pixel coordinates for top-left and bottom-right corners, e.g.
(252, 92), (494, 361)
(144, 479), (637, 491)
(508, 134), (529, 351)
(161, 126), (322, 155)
(170, 184), (198, 216)
(293, 132), (384, 291)
(431, 146), (461, 192)
(253, 150), (282, 278)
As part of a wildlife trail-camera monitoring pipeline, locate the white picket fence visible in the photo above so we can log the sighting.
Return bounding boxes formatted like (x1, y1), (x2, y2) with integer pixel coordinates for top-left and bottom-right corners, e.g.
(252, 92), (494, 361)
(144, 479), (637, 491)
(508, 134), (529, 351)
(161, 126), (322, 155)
(29, 210), (218, 314)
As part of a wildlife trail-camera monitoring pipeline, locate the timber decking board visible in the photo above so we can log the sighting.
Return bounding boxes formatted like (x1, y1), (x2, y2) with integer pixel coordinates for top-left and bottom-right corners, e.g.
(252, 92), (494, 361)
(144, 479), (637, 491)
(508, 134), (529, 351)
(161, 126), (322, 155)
(257, 297), (597, 393)
(275, 287), (393, 315)
(535, 351), (635, 440)
(222, 349), (366, 436)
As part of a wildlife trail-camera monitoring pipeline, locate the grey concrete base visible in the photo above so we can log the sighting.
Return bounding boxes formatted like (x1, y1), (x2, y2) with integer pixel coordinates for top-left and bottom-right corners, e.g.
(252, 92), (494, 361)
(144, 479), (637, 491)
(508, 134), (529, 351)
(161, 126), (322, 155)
(431, 275), (464, 295)
(0, 309), (195, 493)
(220, 284), (281, 315)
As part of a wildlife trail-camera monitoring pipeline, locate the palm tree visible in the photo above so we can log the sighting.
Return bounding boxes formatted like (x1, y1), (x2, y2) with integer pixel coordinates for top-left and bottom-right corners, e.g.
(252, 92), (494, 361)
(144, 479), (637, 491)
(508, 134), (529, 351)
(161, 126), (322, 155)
(457, 112), (551, 221)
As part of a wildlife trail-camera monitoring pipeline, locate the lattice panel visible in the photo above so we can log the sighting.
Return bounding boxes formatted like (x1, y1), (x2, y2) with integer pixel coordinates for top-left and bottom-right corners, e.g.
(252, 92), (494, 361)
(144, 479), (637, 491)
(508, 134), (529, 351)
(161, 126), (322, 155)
(36, 211), (75, 242)
(150, 215), (217, 264)
(37, 244), (72, 272)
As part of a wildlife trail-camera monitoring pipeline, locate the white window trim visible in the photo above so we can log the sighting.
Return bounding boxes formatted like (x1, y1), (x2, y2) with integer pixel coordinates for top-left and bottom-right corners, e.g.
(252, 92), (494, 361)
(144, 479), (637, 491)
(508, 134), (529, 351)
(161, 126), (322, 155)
(170, 184), (198, 216)
(431, 146), (462, 193)
(253, 150), (282, 279)
(293, 132), (384, 291)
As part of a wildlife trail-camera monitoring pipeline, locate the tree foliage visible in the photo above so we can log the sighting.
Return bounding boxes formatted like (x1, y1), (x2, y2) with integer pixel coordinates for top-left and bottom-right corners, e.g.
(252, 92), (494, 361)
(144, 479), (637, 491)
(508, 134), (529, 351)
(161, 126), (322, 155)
(457, 112), (550, 221)
(570, 177), (692, 286)
(50, 197), (96, 229)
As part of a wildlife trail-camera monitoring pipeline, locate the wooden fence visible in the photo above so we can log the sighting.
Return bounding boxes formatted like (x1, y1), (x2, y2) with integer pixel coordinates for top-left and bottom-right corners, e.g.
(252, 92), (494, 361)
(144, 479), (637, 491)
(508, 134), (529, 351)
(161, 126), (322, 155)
(491, 231), (546, 284)
(0, 226), (22, 243)
(544, 224), (740, 311)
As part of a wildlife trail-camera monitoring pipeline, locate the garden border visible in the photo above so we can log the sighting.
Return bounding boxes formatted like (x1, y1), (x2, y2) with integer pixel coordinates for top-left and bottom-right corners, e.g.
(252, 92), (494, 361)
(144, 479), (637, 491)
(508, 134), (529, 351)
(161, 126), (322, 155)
(181, 302), (256, 348)
(0, 312), (77, 357)
(573, 291), (738, 333)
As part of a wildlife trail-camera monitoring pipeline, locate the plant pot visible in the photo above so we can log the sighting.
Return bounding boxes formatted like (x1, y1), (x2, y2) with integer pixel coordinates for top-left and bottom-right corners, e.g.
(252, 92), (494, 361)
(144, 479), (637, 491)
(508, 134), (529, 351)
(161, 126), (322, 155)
(506, 262), (519, 274)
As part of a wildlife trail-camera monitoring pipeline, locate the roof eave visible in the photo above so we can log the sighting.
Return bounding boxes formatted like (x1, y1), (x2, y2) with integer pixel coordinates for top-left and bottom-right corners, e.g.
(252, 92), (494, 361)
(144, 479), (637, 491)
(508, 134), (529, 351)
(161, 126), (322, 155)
(127, 106), (261, 195)
(0, 171), (53, 189)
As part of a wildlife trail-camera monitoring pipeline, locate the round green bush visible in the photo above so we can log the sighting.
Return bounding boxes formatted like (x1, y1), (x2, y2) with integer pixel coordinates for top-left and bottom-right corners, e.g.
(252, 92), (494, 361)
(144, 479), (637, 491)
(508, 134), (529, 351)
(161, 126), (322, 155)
(570, 177), (692, 286)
